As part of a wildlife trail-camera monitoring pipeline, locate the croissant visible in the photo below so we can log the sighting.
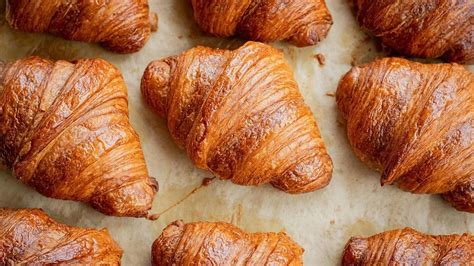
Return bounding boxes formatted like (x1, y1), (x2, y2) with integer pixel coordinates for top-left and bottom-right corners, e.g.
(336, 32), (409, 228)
(0, 56), (158, 217)
(152, 220), (303, 266)
(141, 41), (333, 193)
(353, 0), (474, 63)
(190, 0), (333, 47)
(336, 57), (474, 212)
(6, 0), (158, 54)
(342, 227), (474, 265)
(0, 208), (122, 265)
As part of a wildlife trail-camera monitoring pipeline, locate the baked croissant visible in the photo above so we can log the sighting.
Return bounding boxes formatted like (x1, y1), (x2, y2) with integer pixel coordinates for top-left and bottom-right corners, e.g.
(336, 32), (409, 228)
(342, 228), (474, 265)
(353, 0), (474, 63)
(152, 220), (303, 266)
(0, 56), (158, 217)
(337, 57), (474, 212)
(190, 0), (333, 47)
(0, 208), (123, 265)
(6, 0), (158, 54)
(141, 41), (333, 193)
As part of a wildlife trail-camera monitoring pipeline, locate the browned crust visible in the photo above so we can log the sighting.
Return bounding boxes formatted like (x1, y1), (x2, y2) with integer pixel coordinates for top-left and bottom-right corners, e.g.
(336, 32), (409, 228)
(190, 0), (333, 47)
(0, 56), (158, 217)
(141, 42), (333, 194)
(152, 220), (304, 265)
(0, 208), (123, 265)
(336, 57), (474, 212)
(342, 228), (474, 265)
(5, 0), (157, 53)
(353, 0), (474, 63)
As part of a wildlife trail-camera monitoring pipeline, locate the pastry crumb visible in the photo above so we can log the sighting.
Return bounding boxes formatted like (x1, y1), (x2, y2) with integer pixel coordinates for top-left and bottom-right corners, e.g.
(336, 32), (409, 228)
(314, 53), (326, 66)
(326, 92), (335, 97)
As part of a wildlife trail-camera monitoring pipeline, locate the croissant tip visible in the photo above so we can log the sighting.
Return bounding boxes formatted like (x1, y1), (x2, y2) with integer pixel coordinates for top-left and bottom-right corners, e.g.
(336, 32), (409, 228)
(342, 236), (368, 264)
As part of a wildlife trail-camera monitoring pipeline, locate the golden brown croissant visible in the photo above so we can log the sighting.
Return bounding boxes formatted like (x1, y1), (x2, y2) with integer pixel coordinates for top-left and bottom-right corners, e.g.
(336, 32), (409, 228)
(0, 56), (158, 217)
(190, 0), (333, 47)
(337, 57), (474, 212)
(353, 0), (474, 63)
(141, 41), (333, 193)
(6, 0), (158, 54)
(0, 208), (123, 265)
(342, 228), (474, 265)
(152, 220), (303, 266)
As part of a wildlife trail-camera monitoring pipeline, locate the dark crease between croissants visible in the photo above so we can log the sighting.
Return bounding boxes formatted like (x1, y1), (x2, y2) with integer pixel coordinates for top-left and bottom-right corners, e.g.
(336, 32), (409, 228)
(190, 0), (333, 47)
(152, 220), (303, 266)
(0, 57), (157, 217)
(353, 0), (474, 63)
(337, 57), (474, 212)
(0, 208), (123, 265)
(141, 41), (333, 194)
(6, 0), (158, 54)
(342, 228), (474, 265)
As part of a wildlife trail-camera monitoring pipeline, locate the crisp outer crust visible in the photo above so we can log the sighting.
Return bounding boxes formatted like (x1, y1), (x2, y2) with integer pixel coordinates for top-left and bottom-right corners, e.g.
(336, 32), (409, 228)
(336, 57), (474, 212)
(0, 56), (158, 217)
(152, 220), (304, 266)
(141, 41), (333, 194)
(5, 0), (157, 53)
(190, 0), (333, 47)
(342, 228), (474, 265)
(354, 0), (474, 63)
(0, 208), (123, 265)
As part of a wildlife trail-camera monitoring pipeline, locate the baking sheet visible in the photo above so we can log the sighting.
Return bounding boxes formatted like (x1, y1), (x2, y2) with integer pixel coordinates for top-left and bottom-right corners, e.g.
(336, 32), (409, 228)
(0, 1), (472, 265)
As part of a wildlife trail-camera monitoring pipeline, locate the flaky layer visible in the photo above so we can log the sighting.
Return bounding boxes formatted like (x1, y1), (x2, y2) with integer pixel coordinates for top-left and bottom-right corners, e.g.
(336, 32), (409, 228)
(141, 42), (333, 193)
(0, 57), (158, 217)
(0, 208), (123, 265)
(354, 0), (474, 63)
(191, 0), (333, 47)
(152, 220), (303, 266)
(337, 57), (474, 212)
(342, 228), (473, 265)
(6, 0), (157, 53)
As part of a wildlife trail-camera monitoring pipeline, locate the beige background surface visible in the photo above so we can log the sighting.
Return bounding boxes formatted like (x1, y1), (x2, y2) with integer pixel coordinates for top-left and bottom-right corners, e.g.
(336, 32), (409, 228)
(0, 1), (472, 265)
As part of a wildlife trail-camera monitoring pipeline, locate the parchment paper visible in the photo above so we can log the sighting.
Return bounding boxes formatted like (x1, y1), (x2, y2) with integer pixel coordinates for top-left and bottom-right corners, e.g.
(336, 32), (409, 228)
(0, 1), (472, 265)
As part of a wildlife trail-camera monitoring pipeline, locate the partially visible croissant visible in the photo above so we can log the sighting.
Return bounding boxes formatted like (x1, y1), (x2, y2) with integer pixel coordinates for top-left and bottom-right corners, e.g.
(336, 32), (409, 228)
(337, 57), (474, 212)
(353, 0), (474, 63)
(190, 0), (333, 47)
(342, 228), (474, 265)
(0, 57), (158, 217)
(0, 208), (123, 265)
(141, 42), (333, 193)
(152, 220), (303, 266)
(6, 0), (158, 54)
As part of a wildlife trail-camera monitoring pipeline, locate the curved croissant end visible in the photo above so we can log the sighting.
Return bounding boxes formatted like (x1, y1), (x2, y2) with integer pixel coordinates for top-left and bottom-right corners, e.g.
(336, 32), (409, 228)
(342, 228), (474, 265)
(354, 0), (474, 63)
(152, 220), (303, 266)
(337, 57), (474, 212)
(0, 208), (123, 265)
(6, 0), (158, 53)
(190, 0), (333, 47)
(0, 57), (158, 217)
(141, 42), (333, 194)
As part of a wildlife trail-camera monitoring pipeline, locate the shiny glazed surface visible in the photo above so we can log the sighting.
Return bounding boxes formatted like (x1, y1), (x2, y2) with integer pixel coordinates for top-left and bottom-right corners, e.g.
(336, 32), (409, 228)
(0, 208), (123, 265)
(0, 57), (157, 217)
(190, 0), (333, 47)
(152, 220), (303, 266)
(342, 228), (474, 265)
(337, 57), (474, 212)
(6, 0), (157, 53)
(141, 42), (333, 194)
(354, 0), (474, 63)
